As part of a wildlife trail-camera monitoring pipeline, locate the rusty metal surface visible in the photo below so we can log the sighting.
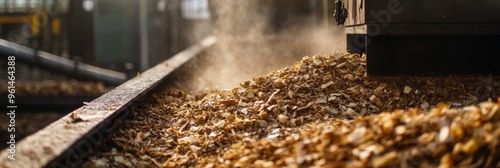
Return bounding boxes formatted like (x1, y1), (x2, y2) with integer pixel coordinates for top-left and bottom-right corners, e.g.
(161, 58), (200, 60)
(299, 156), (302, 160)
(0, 36), (216, 168)
(342, 0), (500, 35)
(343, 0), (500, 26)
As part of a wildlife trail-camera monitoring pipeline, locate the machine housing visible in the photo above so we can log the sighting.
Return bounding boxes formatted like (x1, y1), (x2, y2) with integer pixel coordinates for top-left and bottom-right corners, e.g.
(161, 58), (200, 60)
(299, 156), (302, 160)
(336, 0), (500, 75)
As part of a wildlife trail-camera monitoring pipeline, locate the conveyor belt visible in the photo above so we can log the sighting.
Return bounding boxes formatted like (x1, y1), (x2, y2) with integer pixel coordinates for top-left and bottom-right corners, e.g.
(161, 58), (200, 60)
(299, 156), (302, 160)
(0, 36), (216, 167)
(0, 39), (127, 86)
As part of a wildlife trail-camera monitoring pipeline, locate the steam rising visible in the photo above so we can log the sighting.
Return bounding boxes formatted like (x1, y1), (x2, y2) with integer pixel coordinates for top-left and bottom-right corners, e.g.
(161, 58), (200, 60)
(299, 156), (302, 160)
(179, 0), (346, 92)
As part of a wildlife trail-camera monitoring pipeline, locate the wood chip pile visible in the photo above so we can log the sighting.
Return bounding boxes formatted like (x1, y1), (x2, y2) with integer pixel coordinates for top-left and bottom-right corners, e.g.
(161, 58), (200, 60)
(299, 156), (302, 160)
(85, 52), (500, 167)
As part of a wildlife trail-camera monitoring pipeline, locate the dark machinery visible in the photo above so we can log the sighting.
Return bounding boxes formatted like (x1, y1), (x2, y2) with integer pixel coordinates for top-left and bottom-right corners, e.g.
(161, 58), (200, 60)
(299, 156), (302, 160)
(335, 0), (500, 75)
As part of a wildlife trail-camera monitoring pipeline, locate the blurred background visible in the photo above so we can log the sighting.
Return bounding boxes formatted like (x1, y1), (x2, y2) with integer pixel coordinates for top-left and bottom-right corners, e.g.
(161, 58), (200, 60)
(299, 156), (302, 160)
(0, 0), (345, 149)
(0, 0), (343, 80)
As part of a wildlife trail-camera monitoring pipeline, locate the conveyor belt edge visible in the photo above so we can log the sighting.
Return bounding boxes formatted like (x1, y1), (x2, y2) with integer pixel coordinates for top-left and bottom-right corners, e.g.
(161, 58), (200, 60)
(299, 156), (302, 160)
(0, 36), (217, 168)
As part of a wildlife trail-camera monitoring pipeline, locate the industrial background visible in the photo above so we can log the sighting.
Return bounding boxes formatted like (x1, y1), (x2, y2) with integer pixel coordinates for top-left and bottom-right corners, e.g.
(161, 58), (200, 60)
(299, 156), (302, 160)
(0, 0), (335, 80)
(0, 0), (499, 167)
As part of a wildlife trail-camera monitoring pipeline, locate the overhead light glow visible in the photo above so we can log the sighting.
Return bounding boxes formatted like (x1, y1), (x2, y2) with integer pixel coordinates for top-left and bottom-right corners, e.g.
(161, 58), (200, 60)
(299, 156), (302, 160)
(83, 0), (93, 12)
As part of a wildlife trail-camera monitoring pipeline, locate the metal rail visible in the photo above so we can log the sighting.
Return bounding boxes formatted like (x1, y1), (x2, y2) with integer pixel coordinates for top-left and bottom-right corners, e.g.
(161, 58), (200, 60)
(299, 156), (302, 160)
(0, 39), (127, 86)
(0, 36), (217, 167)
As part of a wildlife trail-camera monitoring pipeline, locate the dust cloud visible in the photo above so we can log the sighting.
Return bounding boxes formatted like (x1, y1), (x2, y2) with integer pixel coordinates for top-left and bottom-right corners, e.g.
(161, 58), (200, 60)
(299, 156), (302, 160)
(178, 0), (346, 92)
